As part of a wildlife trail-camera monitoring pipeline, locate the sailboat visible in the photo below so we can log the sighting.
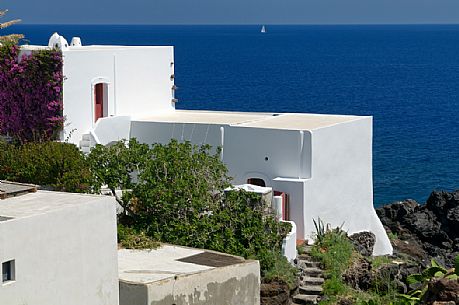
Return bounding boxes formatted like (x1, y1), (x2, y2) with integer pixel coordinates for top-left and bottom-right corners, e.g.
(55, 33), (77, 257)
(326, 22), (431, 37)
(261, 25), (266, 33)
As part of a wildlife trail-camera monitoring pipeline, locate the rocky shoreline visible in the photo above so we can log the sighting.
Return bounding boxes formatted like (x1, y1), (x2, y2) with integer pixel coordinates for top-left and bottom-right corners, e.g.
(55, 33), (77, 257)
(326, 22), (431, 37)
(260, 190), (459, 305)
(376, 190), (459, 268)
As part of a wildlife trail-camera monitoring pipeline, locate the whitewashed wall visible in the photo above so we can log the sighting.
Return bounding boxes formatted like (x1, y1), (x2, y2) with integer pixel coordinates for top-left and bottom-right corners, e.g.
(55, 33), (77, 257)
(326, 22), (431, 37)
(127, 117), (391, 255)
(223, 127), (311, 184)
(62, 46), (174, 144)
(304, 117), (393, 255)
(63, 50), (115, 144)
(130, 122), (313, 184)
(114, 48), (175, 116)
(272, 177), (308, 241)
(130, 121), (222, 152)
(0, 195), (119, 305)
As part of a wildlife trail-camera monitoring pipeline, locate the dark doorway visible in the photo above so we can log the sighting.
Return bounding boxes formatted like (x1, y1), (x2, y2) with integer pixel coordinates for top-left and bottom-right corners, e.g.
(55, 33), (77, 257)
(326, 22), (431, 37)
(247, 178), (266, 187)
(94, 83), (106, 122)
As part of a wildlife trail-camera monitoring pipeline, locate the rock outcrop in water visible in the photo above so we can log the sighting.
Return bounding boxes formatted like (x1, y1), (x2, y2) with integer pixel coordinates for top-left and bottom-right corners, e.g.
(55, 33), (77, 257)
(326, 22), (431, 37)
(376, 190), (459, 267)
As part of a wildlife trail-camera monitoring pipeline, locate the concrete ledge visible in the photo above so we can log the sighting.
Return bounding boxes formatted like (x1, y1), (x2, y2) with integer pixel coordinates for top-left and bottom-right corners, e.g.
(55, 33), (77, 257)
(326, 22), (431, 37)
(119, 245), (260, 305)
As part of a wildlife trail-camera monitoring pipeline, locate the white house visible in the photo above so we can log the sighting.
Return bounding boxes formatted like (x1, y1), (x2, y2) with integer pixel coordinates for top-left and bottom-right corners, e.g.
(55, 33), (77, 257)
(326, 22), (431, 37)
(0, 183), (119, 305)
(22, 33), (393, 256)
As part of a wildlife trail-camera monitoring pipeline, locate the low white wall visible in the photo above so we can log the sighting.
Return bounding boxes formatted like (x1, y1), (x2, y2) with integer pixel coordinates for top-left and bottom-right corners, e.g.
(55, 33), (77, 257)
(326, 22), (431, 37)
(130, 121), (222, 152)
(272, 177), (308, 241)
(92, 116), (132, 145)
(0, 194), (119, 305)
(281, 221), (297, 263)
(130, 121), (313, 184)
(120, 261), (260, 305)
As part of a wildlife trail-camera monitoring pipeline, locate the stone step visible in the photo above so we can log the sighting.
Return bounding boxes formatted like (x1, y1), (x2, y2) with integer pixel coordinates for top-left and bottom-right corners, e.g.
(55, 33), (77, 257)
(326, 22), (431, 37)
(302, 267), (323, 277)
(302, 261), (321, 268)
(79, 139), (91, 147)
(292, 294), (319, 305)
(82, 133), (92, 141)
(301, 245), (313, 252)
(301, 276), (324, 286)
(299, 285), (323, 295)
(298, 254), (314, 261)
(80, 145), (91, 154)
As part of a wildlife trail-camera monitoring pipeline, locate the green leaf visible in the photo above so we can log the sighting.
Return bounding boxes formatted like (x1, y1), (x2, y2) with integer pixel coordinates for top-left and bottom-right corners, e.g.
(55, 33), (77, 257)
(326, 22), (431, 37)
(422, 266), (447, 278)
(431, 258), (440, 268)
(399, 293), (420, 301)
(446, 274), (458, 280)
(410, 290), (423, 298)
(407, 274), (424, 284)
(434, 271), (445, 277)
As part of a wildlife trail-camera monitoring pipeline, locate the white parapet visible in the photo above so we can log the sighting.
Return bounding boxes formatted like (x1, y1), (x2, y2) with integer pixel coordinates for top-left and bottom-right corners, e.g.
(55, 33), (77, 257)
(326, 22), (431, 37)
(282, 221), (298, 263)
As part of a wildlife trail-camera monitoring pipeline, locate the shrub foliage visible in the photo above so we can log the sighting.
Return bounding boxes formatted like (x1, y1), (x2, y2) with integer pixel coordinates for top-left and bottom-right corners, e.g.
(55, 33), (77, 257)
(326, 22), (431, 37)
(1, 138), (292, 277)
(88, 139), (291, 273)
(0, 140), (91, 192)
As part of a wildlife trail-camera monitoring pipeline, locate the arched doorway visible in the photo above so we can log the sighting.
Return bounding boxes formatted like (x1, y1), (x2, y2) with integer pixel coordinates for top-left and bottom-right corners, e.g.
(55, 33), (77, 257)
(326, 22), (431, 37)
(94, 83), (108, 122)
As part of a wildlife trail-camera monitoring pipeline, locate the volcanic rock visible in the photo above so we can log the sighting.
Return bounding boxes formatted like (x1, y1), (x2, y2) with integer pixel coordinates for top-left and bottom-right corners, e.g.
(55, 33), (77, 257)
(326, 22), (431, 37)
(422, 278), (459, 304)
(376, 190), (459, 267)
(349, 231), (376, 257)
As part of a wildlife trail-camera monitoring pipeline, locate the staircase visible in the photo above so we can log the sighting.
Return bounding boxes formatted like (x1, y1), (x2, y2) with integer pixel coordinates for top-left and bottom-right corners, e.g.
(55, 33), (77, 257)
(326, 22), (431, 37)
(79, 133), (96, 154)
(292, 246), (324, 305)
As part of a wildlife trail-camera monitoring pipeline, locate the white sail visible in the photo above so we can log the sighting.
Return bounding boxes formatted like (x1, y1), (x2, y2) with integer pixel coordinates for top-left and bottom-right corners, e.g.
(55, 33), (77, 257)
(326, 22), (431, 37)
(261, 25), (266, 33)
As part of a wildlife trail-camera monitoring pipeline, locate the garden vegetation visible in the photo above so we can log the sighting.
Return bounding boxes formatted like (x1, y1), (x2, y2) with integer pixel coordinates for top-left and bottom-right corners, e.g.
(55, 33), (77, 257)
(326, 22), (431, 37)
(309, 226), (459, 305)
(0, 138), (296, 285)
(0, 44), (64, 143)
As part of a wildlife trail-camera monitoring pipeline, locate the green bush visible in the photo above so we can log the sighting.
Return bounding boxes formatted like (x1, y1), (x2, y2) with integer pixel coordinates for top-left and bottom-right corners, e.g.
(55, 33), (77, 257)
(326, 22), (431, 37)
(117, 224), (160, 250)
(88, 139), (292, 277)
(263, 251), (298, 290)
(0, 140), (91, 192)
(1, 138), (295, 285)
(310, 228), (360, 304)
(310, 227), (405, 305)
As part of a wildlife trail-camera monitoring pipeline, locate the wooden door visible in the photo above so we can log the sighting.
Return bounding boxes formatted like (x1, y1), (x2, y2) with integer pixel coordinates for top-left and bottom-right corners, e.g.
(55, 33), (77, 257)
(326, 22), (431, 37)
(94, 83), (104, 122)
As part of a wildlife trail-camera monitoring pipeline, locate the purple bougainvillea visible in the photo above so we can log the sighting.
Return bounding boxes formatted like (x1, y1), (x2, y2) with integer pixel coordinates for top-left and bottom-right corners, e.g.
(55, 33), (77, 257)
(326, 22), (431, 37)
(0, 44), (64, 143)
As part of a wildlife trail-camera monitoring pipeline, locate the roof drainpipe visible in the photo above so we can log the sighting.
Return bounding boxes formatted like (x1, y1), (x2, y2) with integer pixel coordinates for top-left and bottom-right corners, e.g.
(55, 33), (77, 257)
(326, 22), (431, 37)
(113, 55), (117, 116)
(299, 131), (304, 179)
(220, 127), (225, 162)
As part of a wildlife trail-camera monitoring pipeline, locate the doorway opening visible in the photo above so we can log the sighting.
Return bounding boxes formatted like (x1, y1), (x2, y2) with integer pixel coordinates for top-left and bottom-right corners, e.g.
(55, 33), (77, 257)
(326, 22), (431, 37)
(94, 83), (108, 122)
(247, 178), (266, 187)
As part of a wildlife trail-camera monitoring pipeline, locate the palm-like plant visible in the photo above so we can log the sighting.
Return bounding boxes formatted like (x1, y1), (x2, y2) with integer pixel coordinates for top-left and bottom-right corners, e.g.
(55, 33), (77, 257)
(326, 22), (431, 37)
(0, 9), (24, 44)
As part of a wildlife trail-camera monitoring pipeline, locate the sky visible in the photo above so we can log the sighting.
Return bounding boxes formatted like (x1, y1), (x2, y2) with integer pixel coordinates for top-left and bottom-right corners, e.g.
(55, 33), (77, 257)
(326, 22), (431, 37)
(2, 0), (459, 25)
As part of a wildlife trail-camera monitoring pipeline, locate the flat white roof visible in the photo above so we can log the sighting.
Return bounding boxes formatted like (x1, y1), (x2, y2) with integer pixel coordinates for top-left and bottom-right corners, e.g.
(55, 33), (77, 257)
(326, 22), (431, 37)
(118, 245), (247, 284)
(237, 113), (364, 130)
(135, 110), (269, 125)
(135, 110), (366, 131)
(0, 191), (110, 220)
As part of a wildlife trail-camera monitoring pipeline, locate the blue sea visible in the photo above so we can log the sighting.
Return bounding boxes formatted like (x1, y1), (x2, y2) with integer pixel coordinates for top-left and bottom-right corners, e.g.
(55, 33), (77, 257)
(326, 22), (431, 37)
(7, 24), (459, 206)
